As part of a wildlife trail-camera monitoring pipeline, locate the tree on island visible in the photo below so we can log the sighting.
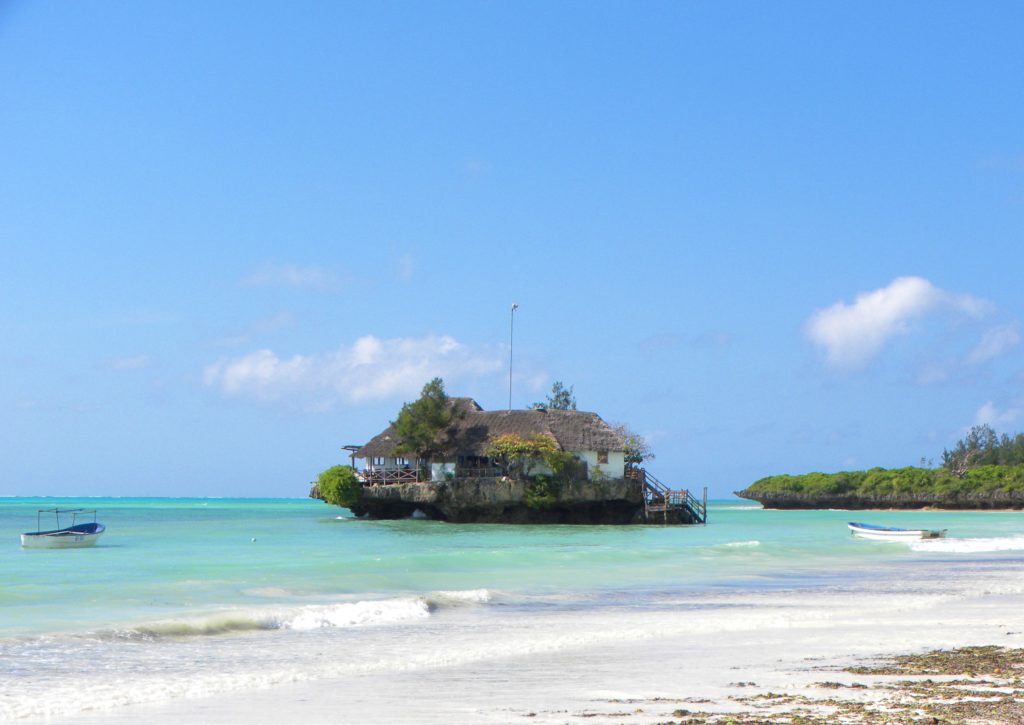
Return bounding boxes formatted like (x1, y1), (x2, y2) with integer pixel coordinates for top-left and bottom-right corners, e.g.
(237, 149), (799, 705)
(612, 423), (655, 466)
(942, 424), (1024, 478)
(528, 383), (655, 467)
(532, 381), (576, 411)
(391, 377), (460, 463)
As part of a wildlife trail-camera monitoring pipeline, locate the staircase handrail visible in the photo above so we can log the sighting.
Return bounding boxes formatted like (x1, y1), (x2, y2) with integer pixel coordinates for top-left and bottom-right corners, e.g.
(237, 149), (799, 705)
(631, 467), (706, 524)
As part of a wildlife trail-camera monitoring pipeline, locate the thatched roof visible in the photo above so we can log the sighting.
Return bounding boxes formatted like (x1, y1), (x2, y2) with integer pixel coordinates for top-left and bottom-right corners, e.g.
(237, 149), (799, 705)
(355, 399), (625, 459)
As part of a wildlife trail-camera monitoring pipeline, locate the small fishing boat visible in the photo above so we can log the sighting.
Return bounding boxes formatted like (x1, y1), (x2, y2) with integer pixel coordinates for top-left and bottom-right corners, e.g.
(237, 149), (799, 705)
(848, 521), (946, 540)
(20, 508), (106, 549)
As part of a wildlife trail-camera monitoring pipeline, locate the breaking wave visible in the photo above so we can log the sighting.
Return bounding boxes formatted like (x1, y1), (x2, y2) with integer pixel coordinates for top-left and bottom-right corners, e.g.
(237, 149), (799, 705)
(428, 588), (492, 606)
(910, 535), (1024, 554)
(719, 540), (761, 548)
(102, 589), (492, 640)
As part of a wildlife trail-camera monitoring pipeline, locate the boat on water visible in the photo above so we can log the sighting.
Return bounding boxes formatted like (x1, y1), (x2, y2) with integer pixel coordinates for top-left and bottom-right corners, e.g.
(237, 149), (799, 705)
(20, 508), (106, 549)
(848, 521), (946, 540)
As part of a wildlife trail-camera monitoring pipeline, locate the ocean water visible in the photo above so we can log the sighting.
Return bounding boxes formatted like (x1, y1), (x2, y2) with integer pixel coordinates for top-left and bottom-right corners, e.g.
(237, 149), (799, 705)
(2, 497), (1024, 721)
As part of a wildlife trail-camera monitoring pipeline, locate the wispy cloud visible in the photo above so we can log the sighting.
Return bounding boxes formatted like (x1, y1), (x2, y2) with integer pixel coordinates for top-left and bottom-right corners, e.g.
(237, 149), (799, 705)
(966, 324), (1021, 365)
(915, 363), (951, 386)
(104, 355), (152, 371)
(463, 159), (490, 176)
(213, 312), (295, 348)
(241, 263), (344, 291)
(15, 398), (97, 414)
(915, 322), (1021, 384)
(805, 276), (989, 371)
(975, 401), (1024, 428)
(91, 310), (178, 328)
(203, 334), (503, 411)
(638, 331), (731, 356)
(520, 370), (549, 394)
(397, 254), (415, 282)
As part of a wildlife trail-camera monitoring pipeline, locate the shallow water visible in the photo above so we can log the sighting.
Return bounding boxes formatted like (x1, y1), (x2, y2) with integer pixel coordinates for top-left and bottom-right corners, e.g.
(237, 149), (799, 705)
(2, 497), (1023, 720)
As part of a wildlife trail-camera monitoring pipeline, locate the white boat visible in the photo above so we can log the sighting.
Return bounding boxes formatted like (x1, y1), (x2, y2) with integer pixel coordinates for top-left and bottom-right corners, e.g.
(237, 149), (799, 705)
(20, 508), (106, 549)
(848, 521), (946, 540)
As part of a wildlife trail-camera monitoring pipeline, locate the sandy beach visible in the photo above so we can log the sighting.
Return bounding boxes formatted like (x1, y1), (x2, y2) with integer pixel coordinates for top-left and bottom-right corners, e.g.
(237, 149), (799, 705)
(48, 577), (1024, 724)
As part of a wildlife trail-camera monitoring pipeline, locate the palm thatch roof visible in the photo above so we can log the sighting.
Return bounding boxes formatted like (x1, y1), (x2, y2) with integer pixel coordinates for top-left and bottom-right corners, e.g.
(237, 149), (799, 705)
(355, 399), (625, 459)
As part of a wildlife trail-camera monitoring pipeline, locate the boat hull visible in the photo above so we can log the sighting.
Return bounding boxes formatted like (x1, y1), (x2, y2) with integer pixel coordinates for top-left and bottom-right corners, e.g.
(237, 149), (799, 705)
(20, 523), (105, 549)
(848, 522), (945, 540)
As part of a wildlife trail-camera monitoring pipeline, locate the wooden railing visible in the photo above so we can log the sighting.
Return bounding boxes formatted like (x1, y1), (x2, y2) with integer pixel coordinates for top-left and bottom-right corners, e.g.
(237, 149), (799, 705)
(359, 468), (423, 485)
(629, 466), (706, 524)
(456, 466), (503, 479)
(358, 466), (502, 485)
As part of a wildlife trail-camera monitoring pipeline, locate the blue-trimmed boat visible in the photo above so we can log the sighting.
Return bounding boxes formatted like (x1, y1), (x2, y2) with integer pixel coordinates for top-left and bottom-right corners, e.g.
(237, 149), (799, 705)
(848, 521), (946, 540)
(20, 508), (106, 549)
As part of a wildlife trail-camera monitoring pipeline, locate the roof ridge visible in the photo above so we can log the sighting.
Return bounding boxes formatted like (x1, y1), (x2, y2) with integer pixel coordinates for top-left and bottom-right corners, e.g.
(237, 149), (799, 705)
(354, 403), (624, 459)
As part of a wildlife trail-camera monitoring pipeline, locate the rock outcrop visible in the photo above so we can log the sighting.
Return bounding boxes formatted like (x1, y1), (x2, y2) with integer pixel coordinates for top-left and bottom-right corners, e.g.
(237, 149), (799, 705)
(308, 476), (706, 524)
(311, 476), (706, 524)
(350, 476), (645, 524)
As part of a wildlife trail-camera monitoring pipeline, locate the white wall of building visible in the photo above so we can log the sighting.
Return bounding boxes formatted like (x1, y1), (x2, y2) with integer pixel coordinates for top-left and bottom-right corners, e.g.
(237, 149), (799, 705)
(406, 453), (626, 481)
(576, 450), (626, 480)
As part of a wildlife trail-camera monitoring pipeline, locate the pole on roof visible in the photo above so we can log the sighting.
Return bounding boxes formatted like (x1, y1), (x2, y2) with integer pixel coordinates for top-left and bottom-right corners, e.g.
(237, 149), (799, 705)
(508, 303), (518, 410)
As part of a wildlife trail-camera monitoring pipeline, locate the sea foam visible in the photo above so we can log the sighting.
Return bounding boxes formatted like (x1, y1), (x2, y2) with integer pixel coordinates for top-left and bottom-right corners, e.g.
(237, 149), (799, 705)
(910, 535), (1024, 554)
(429, 588), (493, 606)
(283, 598), (430, 630)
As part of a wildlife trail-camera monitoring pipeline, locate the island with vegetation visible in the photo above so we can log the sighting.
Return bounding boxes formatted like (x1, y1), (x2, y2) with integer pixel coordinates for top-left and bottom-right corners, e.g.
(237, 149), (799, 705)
(736, 425), (1024, 509)
(311, 378), (705, 525)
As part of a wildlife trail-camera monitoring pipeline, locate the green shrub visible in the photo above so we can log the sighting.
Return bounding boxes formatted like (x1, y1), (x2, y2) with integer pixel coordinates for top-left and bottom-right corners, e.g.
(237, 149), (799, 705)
(316, 465), (362, 508)
(543, 450), (585, 481)
(485, 432), (558, 479)
(525, 474), (562, 509)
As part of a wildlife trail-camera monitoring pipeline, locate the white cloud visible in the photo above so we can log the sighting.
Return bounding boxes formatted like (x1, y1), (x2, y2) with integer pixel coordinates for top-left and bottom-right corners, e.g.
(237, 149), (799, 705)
(975, 401), (1024, 428)
(966, 324), (1021, 365)
(203, 335), (503, 411)
(805, 276), (989, 371)
(241, 263), (342, 291)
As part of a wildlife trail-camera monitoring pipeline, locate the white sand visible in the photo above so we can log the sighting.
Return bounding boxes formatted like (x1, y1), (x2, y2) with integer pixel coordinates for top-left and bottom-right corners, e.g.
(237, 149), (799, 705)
(51, 585), (1024, 725)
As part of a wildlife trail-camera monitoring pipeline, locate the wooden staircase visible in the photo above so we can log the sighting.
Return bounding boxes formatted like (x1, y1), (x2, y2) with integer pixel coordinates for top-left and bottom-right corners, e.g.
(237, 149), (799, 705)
(628, 467), (707, 524)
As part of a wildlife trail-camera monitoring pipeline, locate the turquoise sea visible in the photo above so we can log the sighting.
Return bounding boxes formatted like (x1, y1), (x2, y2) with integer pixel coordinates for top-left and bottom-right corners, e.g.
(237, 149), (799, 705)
(3, 497), (1024, 720)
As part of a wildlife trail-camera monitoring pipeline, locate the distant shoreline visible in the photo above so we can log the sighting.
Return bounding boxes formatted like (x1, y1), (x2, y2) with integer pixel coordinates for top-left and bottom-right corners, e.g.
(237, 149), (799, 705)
(736, 464), (1024, 510)
(735, 491), (1024, 511)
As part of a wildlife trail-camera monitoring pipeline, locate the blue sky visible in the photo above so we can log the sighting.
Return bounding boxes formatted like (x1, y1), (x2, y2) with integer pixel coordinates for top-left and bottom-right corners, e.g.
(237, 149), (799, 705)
(1, 1), (1022, 498)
